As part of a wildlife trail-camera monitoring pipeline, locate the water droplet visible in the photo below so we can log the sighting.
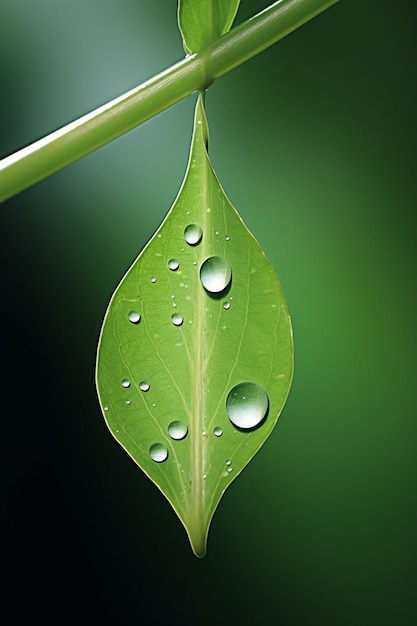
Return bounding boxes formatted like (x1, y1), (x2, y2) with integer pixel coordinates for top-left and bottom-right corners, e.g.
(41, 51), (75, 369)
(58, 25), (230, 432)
(226, 382), (269, 429)
(184, 224), (203, 246)
(192, 261), (197, 266)
(126, 400), (131, 405)
(202, 430), (207, 437)
(227, 467), (233, 473)
(149, 443), (168, 463)
(203, 474), (207, 480)
(225, 235), (230, 241)
(128, 310), (141, 324)
(171, 313), (183, 326)
(215, 230), (219, 236)
(121, 379), (130, 388)
(104, 406), (109, 412)
(213, 426), (223, 437)
(224, 302), (231, 310)
(168, 259), (179, 271)
(139, 381), (150, 392)
(150, 277), (157, 283)
(200, 257), (232, 293)
(226, 460), (232, 466)
(168, 420), (188, 440)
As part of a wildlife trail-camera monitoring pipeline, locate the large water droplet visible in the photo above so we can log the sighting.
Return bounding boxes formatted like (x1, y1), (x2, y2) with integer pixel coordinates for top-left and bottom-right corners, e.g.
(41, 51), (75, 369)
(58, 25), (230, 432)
(149, 443), (168, 463)
(128, 310), (141, 324)
(200, 257), (232, 293)
(121, 379), (130, 388)
(226, 382), (269, 429)
(171, 313), (183, 326)
(213, 426), (223, 437)
(139, 381), (150, 392)
(168, 420), (188, 440)
(168, 259), (179, 271)
(184, 224), (203, 245)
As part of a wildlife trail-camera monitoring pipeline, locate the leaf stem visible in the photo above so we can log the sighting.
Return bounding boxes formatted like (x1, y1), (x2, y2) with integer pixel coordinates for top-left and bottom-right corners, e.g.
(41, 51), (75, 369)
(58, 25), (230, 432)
(0, 0), (339, 203)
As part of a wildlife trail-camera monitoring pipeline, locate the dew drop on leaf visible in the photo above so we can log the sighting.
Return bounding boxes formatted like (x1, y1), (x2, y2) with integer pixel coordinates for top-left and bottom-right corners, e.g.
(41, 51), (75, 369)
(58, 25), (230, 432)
(121, 379), (130, 388)
(139, 381), (150, 392)
(127, 310), (141, 324)
(171, 313), (184, 326)
(168, 259), (180, 271)
(213, 426), (223, 437)
(223, 302), (231, 310)
(184, 224), (203, 245)
(168, 420), (188, 440)
(149, 443), (168, 463)
(151, 277), (157, 283)
(226, 382), (269, 429)
(200, 256), (232, 293)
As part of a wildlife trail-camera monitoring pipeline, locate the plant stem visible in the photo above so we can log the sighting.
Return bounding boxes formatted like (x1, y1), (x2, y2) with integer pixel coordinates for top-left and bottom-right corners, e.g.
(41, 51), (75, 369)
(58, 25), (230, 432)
(0, 0), (339, 203)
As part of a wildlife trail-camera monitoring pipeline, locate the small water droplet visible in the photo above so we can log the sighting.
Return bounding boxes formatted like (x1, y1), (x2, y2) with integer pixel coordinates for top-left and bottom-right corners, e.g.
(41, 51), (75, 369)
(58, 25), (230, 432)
(128, 310), (141, 324)
(168, 420), (188, 440)
(192, 261), (197, 266)
(225, 235), (230, 241)
(226, 460), (231, 466)
(150, 277), (157, 283)
(202, 430), (207, 437)
(227, 467), (233, 473)
(224, 302), (231, 310)
(126, 400), (131, 405)
(149, 443), (168, 463)
(213, 426), (223, 437)
(203, 474), (207, 480)
(200, 256), (232, 293)
(104, 406), (109, 411)
(168, 259), (179, 271)
(226, 382), (269, 429)
(184, 224), (203, 246)
(152, 403), (156, 407)
(171, 313), (183, 326)
(215, 230), (219, 236)
(139, 381), (150, 392)
(121, 379), (130, 388)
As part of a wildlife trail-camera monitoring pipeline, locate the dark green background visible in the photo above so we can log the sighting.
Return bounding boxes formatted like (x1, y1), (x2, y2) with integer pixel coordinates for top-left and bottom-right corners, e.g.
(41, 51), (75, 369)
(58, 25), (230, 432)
(1, 1), (416, 624)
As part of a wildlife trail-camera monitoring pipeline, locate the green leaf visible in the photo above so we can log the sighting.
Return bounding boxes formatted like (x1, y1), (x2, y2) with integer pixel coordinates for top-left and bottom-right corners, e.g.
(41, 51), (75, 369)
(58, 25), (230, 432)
(178, 0), (241, 54)
(96, 94), (293, 557)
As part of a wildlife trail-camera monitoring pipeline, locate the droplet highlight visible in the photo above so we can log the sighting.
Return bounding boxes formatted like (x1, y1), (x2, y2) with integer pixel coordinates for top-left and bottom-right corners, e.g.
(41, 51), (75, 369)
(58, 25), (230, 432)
(139, 381), (150, 392)
(168, 259), (179, 271)
(149, 443), (168, 463)
(226, 382), (269, 429)
(224, 302), (231, 310)
(121, 379), (130, 388)
(150, 277), (157, 283)
(128, 310), (141, 324)
(213, 426), (223, 437)
(168, 420), (188, 440)
(171, 313), (184, 326)
(200, 256), (232, 293)
(184, 224), (203, 246)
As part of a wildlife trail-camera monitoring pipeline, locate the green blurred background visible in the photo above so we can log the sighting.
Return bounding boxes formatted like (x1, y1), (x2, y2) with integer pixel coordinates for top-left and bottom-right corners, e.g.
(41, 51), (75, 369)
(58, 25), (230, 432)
(1, 1), (416, 624)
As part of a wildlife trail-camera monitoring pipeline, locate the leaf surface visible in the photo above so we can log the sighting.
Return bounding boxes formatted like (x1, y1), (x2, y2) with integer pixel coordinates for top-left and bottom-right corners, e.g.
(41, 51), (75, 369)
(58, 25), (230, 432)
(96, 94), (293, 557)
(178, 0), (241, 54)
